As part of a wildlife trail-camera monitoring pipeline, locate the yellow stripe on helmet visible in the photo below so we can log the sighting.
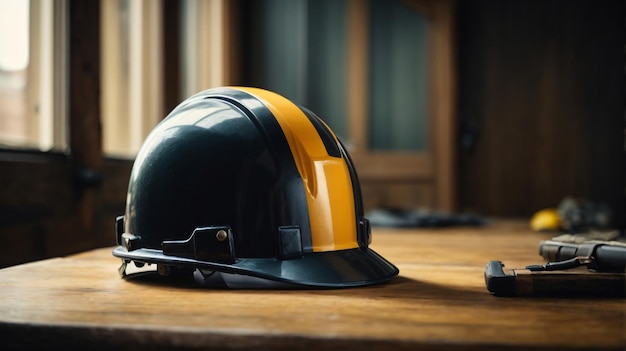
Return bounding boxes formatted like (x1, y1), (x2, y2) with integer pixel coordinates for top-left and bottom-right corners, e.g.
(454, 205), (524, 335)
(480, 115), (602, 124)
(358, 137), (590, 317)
(236, 87), (358, 252)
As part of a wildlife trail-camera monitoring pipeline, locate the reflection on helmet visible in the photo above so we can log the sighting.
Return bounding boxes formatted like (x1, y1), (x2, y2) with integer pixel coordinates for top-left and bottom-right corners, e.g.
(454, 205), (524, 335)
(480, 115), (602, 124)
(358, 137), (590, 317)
(113, 87), (399, 288)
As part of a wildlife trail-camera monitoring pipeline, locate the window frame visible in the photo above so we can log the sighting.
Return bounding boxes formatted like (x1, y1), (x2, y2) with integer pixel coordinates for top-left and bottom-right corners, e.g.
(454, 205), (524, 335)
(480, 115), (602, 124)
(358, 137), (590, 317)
(346, 0), (456, 211)
(0, 0), (131, 268)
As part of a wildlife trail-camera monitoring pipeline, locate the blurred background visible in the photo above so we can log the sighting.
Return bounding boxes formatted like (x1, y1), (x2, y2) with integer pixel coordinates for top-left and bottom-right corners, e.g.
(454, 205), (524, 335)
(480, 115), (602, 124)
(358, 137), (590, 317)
(0, 0), (624, 268)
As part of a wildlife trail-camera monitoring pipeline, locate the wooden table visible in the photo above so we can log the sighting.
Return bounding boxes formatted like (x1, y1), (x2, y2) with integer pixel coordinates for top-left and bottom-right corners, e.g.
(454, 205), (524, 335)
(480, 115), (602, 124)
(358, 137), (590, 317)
(1, 220), (624, 350)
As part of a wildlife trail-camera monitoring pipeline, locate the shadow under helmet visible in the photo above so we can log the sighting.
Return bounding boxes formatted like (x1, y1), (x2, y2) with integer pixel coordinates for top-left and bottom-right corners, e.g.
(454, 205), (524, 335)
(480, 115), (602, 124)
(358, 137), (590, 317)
(113, 87), (399, 288)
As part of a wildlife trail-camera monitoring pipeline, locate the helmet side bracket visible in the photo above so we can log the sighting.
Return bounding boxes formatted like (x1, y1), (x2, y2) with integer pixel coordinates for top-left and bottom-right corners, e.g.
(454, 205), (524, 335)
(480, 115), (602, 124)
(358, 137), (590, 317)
(162, 226), (236, 264)
(277, 225), (304, 260)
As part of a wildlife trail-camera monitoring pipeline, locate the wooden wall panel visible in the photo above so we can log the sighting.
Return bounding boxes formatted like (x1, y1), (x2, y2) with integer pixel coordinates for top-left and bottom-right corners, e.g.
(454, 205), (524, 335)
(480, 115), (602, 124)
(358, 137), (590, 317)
(456, 0), (625, 228)
(0, 153), (131, 268)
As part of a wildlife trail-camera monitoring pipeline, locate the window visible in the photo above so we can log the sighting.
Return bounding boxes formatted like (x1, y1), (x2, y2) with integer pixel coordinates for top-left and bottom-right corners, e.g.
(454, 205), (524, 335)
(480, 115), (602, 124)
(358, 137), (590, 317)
(0, 0), (121, 269)
(101, 0), (163, 157)
(180, 0), (234, 98)
(367, 0), (428, 152)
(0, 0), (67, 151)
(101, 0), (233, 157)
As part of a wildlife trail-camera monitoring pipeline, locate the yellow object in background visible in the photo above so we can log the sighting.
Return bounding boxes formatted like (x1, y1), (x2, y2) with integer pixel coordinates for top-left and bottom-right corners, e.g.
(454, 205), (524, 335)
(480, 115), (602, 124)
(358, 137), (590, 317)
(530, 208), (562, 231)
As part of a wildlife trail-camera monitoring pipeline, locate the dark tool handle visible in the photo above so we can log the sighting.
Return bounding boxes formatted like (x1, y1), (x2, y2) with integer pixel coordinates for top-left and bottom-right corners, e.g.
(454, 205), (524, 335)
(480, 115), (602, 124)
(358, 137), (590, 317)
(485, 260), (626, 297)
(484, 261), (517, 297)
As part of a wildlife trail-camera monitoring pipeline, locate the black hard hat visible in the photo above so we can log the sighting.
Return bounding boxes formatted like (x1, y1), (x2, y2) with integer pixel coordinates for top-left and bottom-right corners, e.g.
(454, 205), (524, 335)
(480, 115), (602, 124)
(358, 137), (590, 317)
(113, 87), (399, 288)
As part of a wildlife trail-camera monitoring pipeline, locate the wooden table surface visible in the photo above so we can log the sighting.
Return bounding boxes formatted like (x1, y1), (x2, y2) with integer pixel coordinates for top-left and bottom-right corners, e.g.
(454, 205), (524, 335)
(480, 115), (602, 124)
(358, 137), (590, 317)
(1, 220), (624, 350)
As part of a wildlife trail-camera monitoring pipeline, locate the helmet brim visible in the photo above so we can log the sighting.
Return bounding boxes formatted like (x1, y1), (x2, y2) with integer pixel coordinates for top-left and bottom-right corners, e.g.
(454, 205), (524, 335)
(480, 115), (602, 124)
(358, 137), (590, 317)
(113, 246), (399, 288)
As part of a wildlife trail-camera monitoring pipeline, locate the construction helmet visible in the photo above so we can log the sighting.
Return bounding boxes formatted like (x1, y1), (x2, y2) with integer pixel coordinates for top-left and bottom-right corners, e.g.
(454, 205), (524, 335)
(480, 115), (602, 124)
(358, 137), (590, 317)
(113, 87), (399, 288)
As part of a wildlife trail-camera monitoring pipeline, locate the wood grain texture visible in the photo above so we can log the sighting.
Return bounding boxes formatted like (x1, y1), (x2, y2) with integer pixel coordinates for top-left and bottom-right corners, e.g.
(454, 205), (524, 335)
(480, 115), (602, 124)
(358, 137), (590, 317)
(0, 221), (624, 350)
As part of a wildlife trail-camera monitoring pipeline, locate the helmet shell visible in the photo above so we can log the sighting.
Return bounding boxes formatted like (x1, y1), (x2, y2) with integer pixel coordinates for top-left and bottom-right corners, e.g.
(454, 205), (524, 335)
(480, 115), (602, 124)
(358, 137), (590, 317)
(113, 87), (399, 287)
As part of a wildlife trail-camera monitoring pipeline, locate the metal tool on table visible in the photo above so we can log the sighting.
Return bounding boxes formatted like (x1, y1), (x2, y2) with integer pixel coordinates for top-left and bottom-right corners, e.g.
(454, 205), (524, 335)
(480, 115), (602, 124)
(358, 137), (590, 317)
(485, 239), (626, 297)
